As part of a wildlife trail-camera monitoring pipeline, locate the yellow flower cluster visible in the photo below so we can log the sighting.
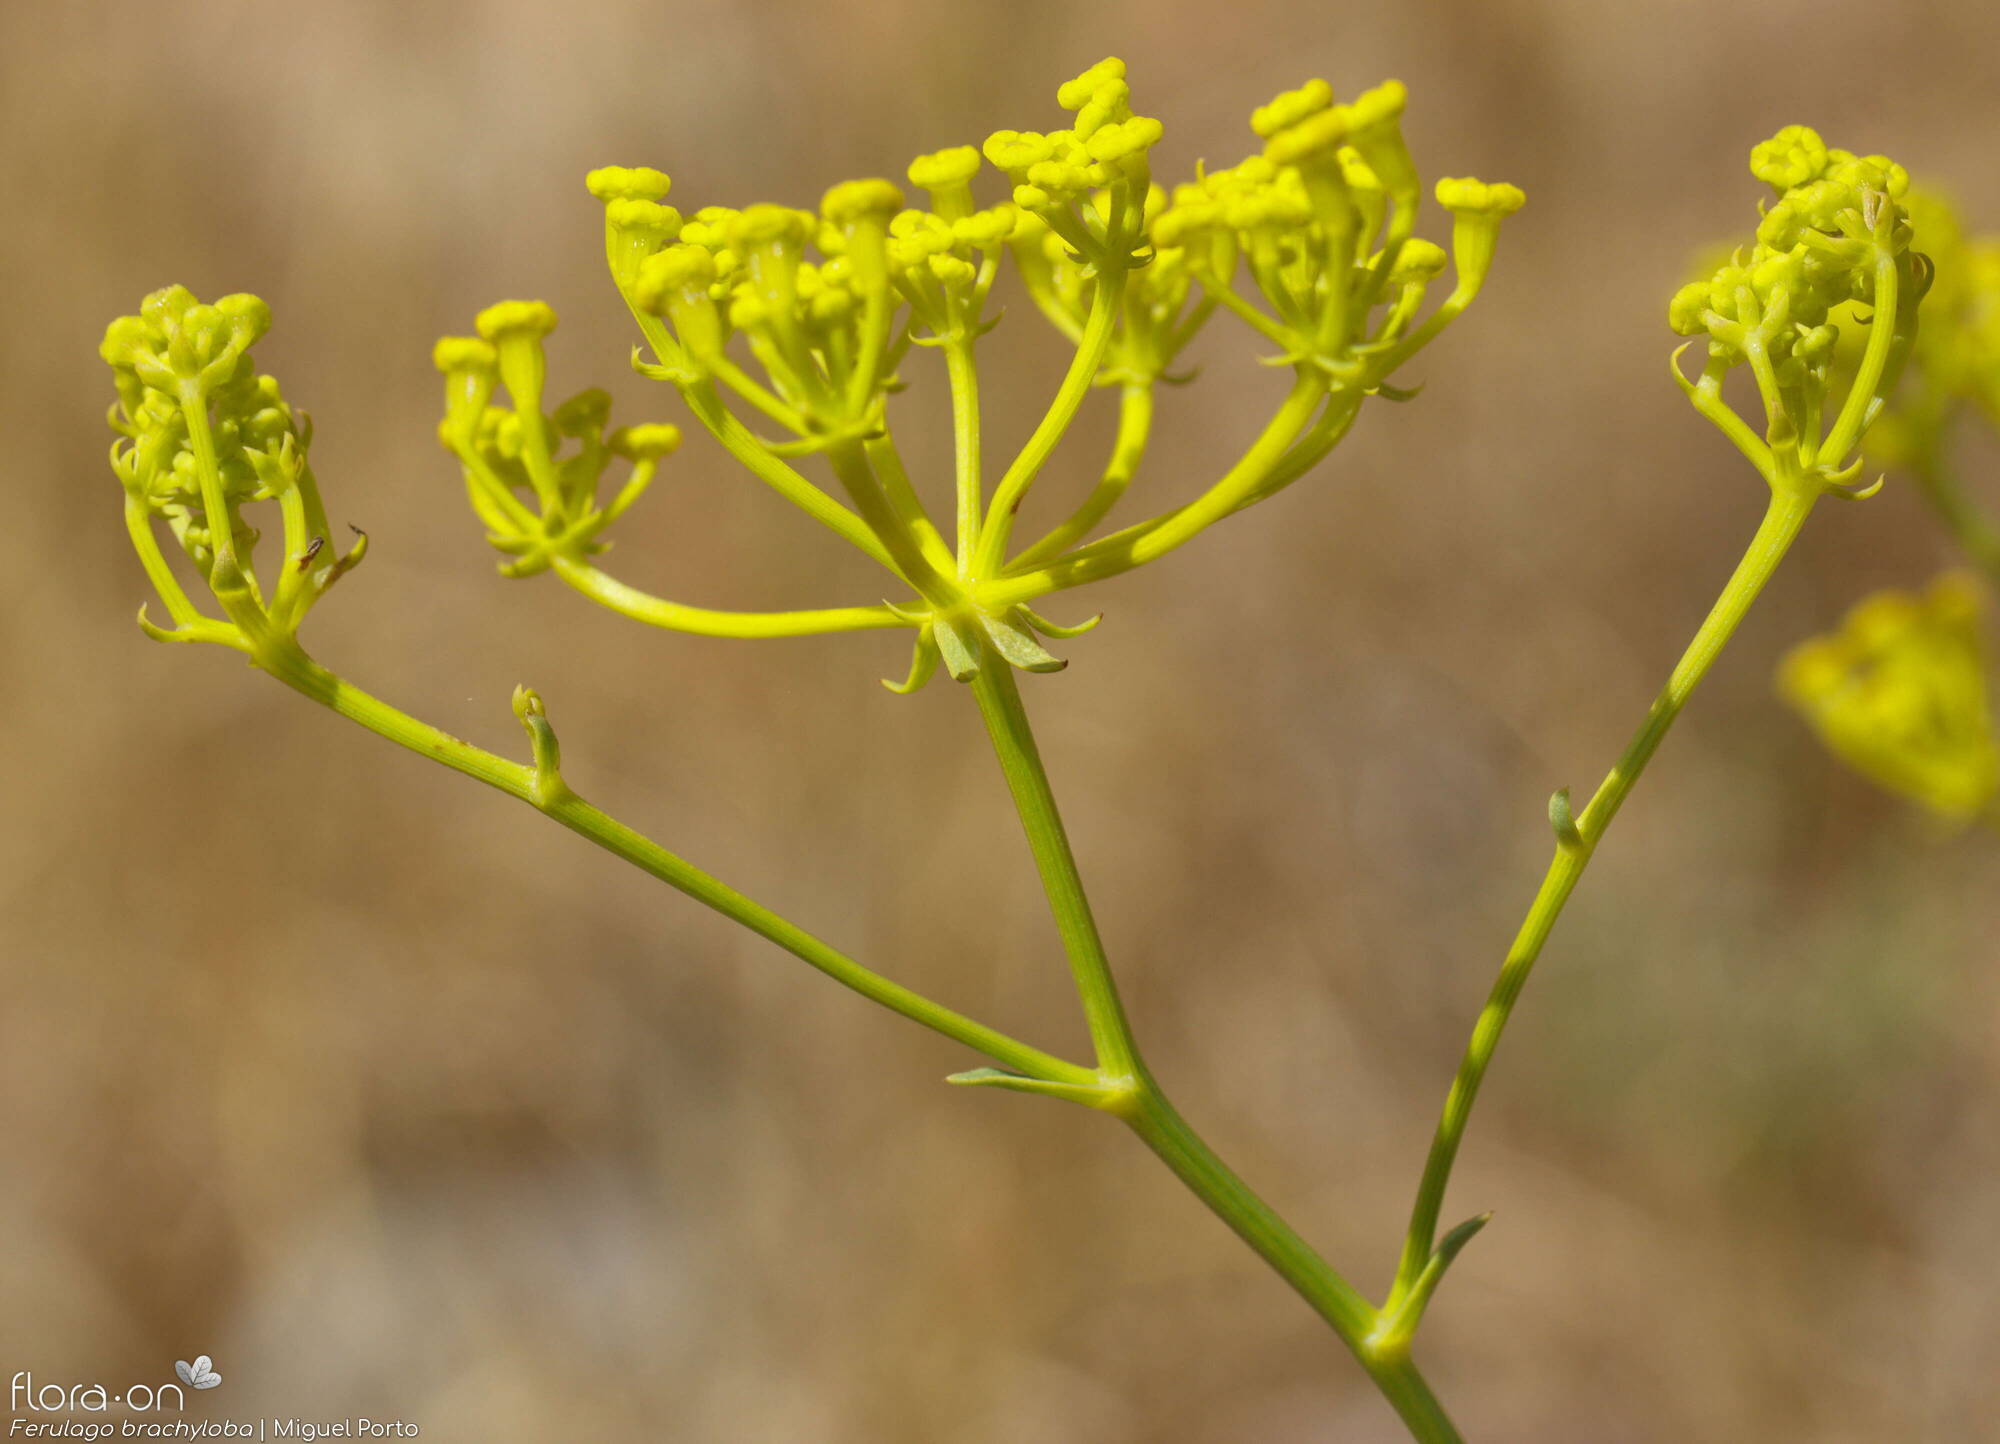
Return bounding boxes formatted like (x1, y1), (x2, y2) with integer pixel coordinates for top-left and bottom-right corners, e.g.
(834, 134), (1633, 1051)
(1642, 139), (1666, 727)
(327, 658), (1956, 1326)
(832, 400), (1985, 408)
(1149, 79), (1519, 385)
(432, 302), (679, 577)
(1668, 126), (1925, 500)
(101, 286), (361, 644)
(427, 60), (1523, 685)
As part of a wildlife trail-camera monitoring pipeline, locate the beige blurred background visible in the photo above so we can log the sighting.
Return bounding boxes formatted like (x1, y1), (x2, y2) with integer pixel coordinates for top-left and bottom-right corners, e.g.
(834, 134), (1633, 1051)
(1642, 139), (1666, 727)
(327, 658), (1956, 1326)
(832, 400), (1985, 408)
(4, 1), (1999, 1439)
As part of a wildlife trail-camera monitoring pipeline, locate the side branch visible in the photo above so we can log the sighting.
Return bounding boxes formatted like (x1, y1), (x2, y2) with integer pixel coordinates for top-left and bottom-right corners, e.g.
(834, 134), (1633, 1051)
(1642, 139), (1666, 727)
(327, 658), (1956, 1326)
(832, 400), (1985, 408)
(1387, 488), (1818, 1315)
(249, 639), (1091, 1086)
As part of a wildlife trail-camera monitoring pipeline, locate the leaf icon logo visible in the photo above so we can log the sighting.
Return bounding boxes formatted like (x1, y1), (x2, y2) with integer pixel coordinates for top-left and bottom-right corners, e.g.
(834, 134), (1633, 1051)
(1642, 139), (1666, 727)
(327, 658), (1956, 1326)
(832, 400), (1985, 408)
(174, 1356), (222, 1390)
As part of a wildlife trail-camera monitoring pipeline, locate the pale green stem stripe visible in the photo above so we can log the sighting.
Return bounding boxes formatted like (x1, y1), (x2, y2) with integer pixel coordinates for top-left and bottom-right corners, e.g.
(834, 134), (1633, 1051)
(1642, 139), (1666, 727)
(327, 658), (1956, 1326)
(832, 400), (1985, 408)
(1390, 487), (1817, 1307)
(251, 640), (1090, 1086)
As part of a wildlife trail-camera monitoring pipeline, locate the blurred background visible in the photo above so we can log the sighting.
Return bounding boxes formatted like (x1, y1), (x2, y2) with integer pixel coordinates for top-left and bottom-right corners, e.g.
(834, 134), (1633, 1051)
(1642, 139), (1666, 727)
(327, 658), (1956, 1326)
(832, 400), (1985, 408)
(4, 1), (1998, 1439)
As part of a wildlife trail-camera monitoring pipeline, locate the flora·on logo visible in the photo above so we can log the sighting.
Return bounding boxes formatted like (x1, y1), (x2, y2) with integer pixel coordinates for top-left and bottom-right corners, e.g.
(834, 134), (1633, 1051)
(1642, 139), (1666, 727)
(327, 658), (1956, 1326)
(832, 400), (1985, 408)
(9, 1371), (186, 1412)
(172, 1358), (221, 1391)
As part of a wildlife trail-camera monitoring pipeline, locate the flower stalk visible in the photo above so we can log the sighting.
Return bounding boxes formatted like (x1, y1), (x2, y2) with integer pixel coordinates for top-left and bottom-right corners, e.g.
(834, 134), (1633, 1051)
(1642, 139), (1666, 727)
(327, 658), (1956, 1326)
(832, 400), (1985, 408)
(1394, 127), (1928, 1314)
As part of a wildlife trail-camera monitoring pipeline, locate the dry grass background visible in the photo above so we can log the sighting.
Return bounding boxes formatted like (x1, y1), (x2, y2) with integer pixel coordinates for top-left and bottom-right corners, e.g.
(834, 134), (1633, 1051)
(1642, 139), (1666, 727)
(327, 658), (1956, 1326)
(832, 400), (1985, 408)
(4, 1), (1999, 1439)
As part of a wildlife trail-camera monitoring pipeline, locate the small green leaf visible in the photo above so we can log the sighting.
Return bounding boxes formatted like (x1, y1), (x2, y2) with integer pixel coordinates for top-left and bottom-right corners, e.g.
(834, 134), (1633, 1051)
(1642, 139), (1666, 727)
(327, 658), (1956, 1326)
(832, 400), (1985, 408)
(947, 1067), (1128, 1110)
(1548, 787), (1584, 851)
(1373, 1211), (1492, 1355)
(983, 612), (1067, 672)
(933, 615), (982, 681)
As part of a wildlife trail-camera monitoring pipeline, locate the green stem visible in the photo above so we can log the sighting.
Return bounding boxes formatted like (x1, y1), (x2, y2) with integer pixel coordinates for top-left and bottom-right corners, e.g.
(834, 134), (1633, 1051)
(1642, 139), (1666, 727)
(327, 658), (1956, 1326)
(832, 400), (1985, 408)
(1128, 1090), (1463, 1443)
(176, 384), (251, 597)
(620, 291), (897, 574)
(1011, 382), (1154, 572)
(983, 376), (1324, 608)
(676, 379), (900, 572)
(974, 267), (1129, 576)
(252, 639), (1088, 1086)
(967, 650), (1139, 1077)
(124, 491), (202, 626)
(827, 442), (956, 605)
(1390, 487), (1817, 1307)
(865, 432), (959, 579)
(945, 337), (983, 571)
(1818, 244), (1901, 469)
(967, 645), (1461, 1442)
(549, 555), (915, 639)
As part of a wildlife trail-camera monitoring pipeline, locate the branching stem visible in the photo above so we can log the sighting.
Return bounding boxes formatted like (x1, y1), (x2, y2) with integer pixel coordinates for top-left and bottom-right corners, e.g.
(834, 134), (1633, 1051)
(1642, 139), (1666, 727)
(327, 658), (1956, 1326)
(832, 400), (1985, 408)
(250, 639), (1088, 1087)
(966, 637), (1463, 1443)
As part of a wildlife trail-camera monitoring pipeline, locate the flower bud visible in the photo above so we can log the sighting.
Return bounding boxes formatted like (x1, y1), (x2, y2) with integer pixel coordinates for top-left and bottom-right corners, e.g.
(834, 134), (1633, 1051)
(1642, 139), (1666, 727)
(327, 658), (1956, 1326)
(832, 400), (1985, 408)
(586, 165), (672, 203)
(952, 206), (1016, 249)
(552, 387), (612, 437)
(1056, 57), (1126, 112)
(433, 336), (497, 374)
(1389, 238), (1449, 285)
(1749, 125), (1828, 192)
(215, 293), (273, 350)
(635, 245), (719, 304)
(1436, 178), (1526, 296)
(1084, 116), (1163, 169)
(822, 178), (904, 225)
(1264, 109), (1348, 167)
(475, 300), (559, 343)
(607, 199), (683, 244)
(1434, 177), (1527, 218)
(983, 130), (1055, 178)
(609, 423), (682, 460)
(1251, 79), (1333, 140)
(729, 204), (814, 251)
(475, 301), (558, 420)
(1667, 280), (1711, 336)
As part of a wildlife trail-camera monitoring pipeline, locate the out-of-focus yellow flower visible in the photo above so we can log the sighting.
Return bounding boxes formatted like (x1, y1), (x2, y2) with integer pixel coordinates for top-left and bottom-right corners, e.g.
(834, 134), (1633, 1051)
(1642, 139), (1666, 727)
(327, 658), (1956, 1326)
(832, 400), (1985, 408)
(1779, 574), (1999, 821)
